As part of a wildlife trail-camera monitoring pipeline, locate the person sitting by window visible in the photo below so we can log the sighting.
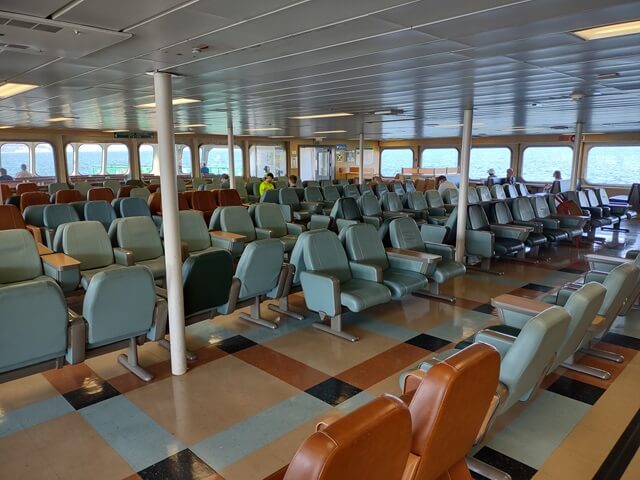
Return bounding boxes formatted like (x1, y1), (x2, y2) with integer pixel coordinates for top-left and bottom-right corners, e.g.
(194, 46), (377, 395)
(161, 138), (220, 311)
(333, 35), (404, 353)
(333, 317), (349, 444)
(288, 174), (298, 187)
(0, 168), (13, 181)
(259, 172), (275, 196)
(200, 163), (209, 175)
(436, 175), (457, 195)
(504, 168), (517, 185)
(544, 170), (562, 192)
(220, 173), (230, 189)
(485, 168), (496, 186)
(15, 164), (33, 179)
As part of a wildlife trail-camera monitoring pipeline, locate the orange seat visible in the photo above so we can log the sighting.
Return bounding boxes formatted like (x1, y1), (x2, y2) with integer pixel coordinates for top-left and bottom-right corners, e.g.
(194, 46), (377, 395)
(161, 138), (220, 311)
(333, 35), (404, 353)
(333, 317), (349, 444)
(148, 184), (160, 193)
(20, 192), (49, 212)
(87, 187), (115, 202)
(190, 190), (218, 224)
(55, 189), (83, 204)
(16, 183), (38, 196)
(148, 192), (162, 216)
(0, 184), (11, 200)
(0, 204), (26, 230)
(177, 193), (190, 211)
(117, 185), (134, 198)
(401, 343), (500, 480)
(276, 395), (412, 480)
(218, 189), (243, 206)
(182, 190), (194, 208)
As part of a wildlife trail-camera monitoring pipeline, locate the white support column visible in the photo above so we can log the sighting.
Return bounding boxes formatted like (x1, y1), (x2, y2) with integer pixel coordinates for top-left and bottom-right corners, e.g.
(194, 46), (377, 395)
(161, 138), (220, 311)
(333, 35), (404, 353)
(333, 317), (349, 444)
(100, 143), (108, 176)
(153, 72), (187, 376)
(455, 109), (473, 263)
(570, 122), (583, 190)
(358, 132), (365, 184)
(28, 143), (36, 176)
(227, 113), (236, 189)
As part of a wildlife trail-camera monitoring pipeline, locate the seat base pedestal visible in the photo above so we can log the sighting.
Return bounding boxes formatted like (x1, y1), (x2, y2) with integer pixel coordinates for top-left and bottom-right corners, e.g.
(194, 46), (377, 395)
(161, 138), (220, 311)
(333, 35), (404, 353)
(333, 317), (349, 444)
(561, 361), (611, 380)
(159, 339), (197, 361)
(240, 298), (278, 329)
(467, 258), (505, 276)
(268, 297), (305, 321)
(313, 313), (358, 342)
(413, 283), (455, 303)
(118, 338), (153, 382)
(466, 456), (512, 480)
(582, 346), (624, 363)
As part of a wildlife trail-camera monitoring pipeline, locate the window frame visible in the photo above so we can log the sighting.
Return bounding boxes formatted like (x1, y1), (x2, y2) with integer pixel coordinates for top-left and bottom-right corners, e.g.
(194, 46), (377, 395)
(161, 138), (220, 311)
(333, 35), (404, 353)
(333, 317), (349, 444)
(249, 143), (287, 178)
(138, 143), (193, 177)
(419, 146), (460, 169)
(583, 143), (640, 187)
(379, 147), (415, 178)
(468, 145), (513, 181)
(0, 141), (57, 181)
(520, 144), (574, 183)
(105, 143), (131, 176)
(198, 143), (244, 177)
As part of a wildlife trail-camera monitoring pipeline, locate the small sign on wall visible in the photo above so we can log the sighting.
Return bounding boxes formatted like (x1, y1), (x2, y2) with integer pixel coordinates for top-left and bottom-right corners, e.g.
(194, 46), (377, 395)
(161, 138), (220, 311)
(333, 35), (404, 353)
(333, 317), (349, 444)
(291, 152), (298, 168)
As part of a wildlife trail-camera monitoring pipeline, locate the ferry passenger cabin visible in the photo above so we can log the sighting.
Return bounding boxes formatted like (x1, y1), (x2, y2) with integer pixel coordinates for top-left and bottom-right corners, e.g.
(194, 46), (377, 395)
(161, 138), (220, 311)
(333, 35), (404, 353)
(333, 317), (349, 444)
(1, 1), (640, 479)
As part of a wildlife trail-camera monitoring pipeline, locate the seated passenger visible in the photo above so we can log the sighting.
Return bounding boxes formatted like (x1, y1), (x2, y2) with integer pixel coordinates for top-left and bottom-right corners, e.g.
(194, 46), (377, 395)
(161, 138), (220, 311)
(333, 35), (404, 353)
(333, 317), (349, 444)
(200, 163), (209, 175)
(0, 168), (12, 181)
(505, 168), (517, 185)
(485, 168), (496, 186)
(15, 163), (33, 179)
(220, 173), (230, 189)
(288, 174), (298, 187)
(436, 175), (456, 195)
(545, 170), (562, 192)
(259, 172), (275, 196)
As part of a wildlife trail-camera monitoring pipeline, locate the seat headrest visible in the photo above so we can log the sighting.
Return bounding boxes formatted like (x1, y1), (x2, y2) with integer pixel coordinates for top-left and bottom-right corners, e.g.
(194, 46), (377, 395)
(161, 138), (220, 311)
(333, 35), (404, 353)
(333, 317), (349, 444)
(0, 204), (26, 231)
(55, 189), (82, 204)
(20, 191), (49, 212)
(120, 197), (151, 218)
(0, 229), (43, 283)
(43, 204), (80, 228)
(87, 187), (115, 202)
(218, 189), (242, 206)
(331, 197), (361, 220)
(284, 395), (411, 480)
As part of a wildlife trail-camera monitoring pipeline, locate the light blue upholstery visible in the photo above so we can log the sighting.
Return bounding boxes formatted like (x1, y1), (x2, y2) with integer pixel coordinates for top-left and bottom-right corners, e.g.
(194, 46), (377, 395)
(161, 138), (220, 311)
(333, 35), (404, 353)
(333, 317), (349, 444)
(531, 196), (585, 239)
(23, 205), (46, 228)
(467, 188), (480, 205)
(491, 185), (507, 200)
(359, 184), (373, 196)
(176, 210), (218, 255)
(279, 188), (315, 220)
(511, 197), (569, 242)
(304, 186), (325, 203)
(85, 200), (117, 231)
(120, 197), (152, 218)
(504, 184), (519, 198)
(115, 217), (165, 279)
(344, 184), (360, 199)
(74, 181), (93, 199)
(130, 187), (151, 201)
(48, 182), (68, 196)
(477, 186), (493, 203)
(380, 192), (407, 217)
(323, 185), (341, 204)
(443, 189), (458, 205)
(176, 178), (187, 193)
(103, 179), (121, 194)
(253, 203), (300, 253)
(42, 204), (80, 248)
(0, 230), (46, 285)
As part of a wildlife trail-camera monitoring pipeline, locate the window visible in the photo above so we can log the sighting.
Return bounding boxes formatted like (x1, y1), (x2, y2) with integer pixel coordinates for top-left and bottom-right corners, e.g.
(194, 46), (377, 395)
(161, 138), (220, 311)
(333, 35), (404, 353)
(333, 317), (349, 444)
(65, 145), (75, 176)
(586, 146), (640, 185)
(77, 144), (103, 176)
(380, 148), (413, 177)
(140, 144), (194, 175)
(469, 147), (511, 180)
(34, 143), (55, 177)
(139, 144), (155, 174)
(0, 143), (29, 177)
(178, 145), (192, 175)
(199, 145), (243, 176)
(106, 144), (129, 175)
(521, 146), (573, 182)
(421, 148), (458, 169)
(249, 144), (286, 177)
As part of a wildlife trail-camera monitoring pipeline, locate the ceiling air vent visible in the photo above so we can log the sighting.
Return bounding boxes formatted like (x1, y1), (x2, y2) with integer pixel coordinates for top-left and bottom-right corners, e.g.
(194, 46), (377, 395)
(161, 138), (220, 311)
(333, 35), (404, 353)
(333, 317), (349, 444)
(33, 24), (62, 33)
(7, 19), (37, 29)
(2, 43), (30, 49)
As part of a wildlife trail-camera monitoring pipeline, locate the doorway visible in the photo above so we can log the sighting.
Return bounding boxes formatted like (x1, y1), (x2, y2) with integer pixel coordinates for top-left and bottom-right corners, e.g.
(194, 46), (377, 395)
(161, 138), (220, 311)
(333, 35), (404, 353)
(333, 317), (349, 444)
(299, 146), (336, 181)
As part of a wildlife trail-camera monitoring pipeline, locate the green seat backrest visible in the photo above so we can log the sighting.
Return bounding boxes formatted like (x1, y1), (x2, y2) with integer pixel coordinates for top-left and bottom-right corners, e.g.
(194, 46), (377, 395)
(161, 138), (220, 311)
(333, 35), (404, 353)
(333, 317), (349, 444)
(491, 185), (506, 200)
(289, 230), (315, 286)
(586, 190), (600, 208)
(468, 188), (480, 205)
(48, 182), (68, 196)
(492, 202), (513, 225)
(407, 191), (428, 210)
(74, 181), (93, 199)
(120, 197), (151, 218)
(477, 186), (492, 202)
(23, 205), (46, 228)
(389, 217), (426, 252)
(117, 217), (164, 261)
(382, 192), (403, 212)
(467, 205), (490, 231)
(130, 187), (150, 201)
(405, 180), (416, 192)
(183, 249), (233, 317)
(279, 188), (300, 207)
(323, 186), (341, 202)
(426, 190), (444, 209)
(553, 282), (606, 371)
(305, 186), (324, 202)
(340, 223), (389, 271)
(443, 189), (458, 205)
(83, 266), (156, 347)
(359, 184), (373, 196)
(178, 210), (212, 253)
(302, 230), (352, 284)
(516, 183), (530, 196)
(235, 239), (284, 299)
(0, 229), (43, 283)
(219, 206), (256, 242)
(499, 306), (570, 412)
(103, 180), (121, 194)
(84, 201), (117, 230)
(254, 203), (287, 238)
(61, 221), (114, 270)
(511, 197), (536, 222)
(504, 184), (519, 198)
(43, 204), (80, 229)
(358, 194), (382, 217)
(532, 196), (552, 218)
(344, 185), (360, 199)
(600, 263), (640, 331)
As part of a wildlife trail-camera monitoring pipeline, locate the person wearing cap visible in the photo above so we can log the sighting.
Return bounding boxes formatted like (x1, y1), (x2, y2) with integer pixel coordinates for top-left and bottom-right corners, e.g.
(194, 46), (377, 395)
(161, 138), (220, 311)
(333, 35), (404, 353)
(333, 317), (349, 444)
(485, 168), (496, 186)
(505, 168), (517, 185)
(259, 172), (275, 196)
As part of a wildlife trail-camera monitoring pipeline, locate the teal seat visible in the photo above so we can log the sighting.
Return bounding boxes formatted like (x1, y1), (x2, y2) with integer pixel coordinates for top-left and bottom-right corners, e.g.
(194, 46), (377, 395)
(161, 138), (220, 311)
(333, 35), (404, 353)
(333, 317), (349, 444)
(176, 178), (187, 193)
(340, 223), (427, 299)
(442, 188), (458, 206)
(490, 185), (507, 200)
(48, 182), (68, 196)
(182, 249), (233, 323)
(0, 230), (68, 381)
(504, 184), (519, 198)
(103, 179), (121, 195)
(381, 192), (413, 219)
(218, 239), (291, 329)
(490, 201), (545, 254)
(74, 181), (93, 199)
(130, 187), (151, 201)
(23, 205), (47, 230)
(358, 183), (374, 196)
(510, 196), (569, 242)
(174, 210), (219, 256)
(424, 190), (449, 224)
(120, 197), (152, 218)
(43, 204), (80, 248)
(253, 203), (303, 253)
(344, 184), (360, 199)
(191, 178), (207, 191)
(404, 191), (430, 220)
(322, 185), (341, 206)
(210, 205), (269, 256)
(115, 216), (166, 280)
(67, 265), (167, 381)
(467, 188), (480, 205)
(279, 187), (316, 220)
(476, 186), (493, 203)
(304, 186), (330, 213)
(299, 229), (392, 341)
(585, 253), (640, 316)
(84, 200), (117, 231)
(467, 204), (527, 258)
(531, 195), (586, 240)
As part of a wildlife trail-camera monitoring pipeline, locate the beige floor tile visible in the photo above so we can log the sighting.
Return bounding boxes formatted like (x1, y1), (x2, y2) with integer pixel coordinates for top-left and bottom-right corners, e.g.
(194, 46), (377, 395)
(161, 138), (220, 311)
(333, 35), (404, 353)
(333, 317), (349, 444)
(621, 449), (640, 480)
(263, 326), (399, 376)
(126, 355), (299, 445)
(0, 374), (59, 411)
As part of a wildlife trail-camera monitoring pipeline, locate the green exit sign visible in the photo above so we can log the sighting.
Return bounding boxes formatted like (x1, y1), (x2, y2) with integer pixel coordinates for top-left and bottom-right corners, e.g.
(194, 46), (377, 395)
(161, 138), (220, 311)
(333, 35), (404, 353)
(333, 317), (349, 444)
(113, 132), (155, 139)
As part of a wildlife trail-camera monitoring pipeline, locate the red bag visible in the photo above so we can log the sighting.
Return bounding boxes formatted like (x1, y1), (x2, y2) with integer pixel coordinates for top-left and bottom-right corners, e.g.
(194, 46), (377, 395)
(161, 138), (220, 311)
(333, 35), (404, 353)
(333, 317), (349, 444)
(555, 195), (583, 216)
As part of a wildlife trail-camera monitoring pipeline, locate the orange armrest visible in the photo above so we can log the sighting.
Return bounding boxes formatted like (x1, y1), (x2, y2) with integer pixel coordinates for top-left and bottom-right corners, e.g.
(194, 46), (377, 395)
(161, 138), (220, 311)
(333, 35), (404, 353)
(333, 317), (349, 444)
(41, 253), (81, 272)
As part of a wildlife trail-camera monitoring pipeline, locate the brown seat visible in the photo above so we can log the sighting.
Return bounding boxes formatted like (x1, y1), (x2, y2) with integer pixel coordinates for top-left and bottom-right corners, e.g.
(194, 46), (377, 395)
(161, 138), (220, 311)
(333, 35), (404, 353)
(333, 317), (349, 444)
(20, 191), (50, 212)
(277, 395), (411, 480)
(0, 184), (11, 200)
(117, 185), (134, 198)
(191, 190), (218, 224)
(147, 184), (160, 193)
(55, 189), (83, 204)
(148, 192), (162, 216)
(177, 193), (190, 210)
(218, 189), (243, 206)
(0, 204), (27, 230)
(16, 183), (38, 196)
(182, 190), (194, 208)
(87, 187), (115, 202)
(401, 343), (500, 480)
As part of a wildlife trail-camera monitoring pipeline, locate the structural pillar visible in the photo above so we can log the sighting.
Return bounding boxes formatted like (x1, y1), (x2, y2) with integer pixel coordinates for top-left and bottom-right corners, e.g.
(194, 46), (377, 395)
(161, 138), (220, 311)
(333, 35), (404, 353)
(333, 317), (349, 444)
(358, 132), (365, 184)
(153, 71), (187, 376)
(227, 113), (236, 188)
(570, 122), (583, 190)
(455, 109), (473, 263)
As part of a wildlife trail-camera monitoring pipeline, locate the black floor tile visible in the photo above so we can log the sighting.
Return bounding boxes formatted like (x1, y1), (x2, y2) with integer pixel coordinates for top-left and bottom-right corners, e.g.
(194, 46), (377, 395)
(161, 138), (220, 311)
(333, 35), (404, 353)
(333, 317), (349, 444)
(473, 447), (537, 480)
(63, 379), (120, 410)
(138, 449), (219, 480)
(405, 333), (451, 351)
(559, 267), (587, 274)
(215, 335), (258, 354)
(522, 283), (554, 292)
(472, 303), (495, 315)
(305, 377), (362, 406)
(547, 376), (605, 405)
(602, 332), (640, 351)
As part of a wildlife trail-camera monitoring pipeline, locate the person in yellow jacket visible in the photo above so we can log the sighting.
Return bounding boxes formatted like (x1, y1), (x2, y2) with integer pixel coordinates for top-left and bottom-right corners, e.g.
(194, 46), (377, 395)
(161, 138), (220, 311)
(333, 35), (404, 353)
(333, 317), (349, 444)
(259, 172), (275, 196)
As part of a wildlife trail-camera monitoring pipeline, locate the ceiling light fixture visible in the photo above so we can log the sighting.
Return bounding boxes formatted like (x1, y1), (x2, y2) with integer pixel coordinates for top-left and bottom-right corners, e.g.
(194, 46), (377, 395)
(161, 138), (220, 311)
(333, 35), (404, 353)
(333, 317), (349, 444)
(247, 127), (282, 132)
(573, 19), (640, 41)
(0, 125), (14, 129)
(0, 82), (38, 99)
(103, 129), (128, 133)
(269, 135), (294, 138)
(290, 112), (353, 120)
(176, 123), (206, 128)
(313, 130), (347, 134)
(597, 72), (620, 79)
(47, 116), (76, 122)
(136, 98), (201, 108)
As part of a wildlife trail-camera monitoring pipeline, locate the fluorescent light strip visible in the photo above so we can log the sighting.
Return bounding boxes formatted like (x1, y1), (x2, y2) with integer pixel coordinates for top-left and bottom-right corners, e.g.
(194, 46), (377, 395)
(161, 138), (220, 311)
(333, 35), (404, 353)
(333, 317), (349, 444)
(269, 135), (294, 139)
(573, 19), (640, 41)
(313, 130), (347, 134)
(47, 117), (76, 122)
(0, 82), (38, 99)
(136, 98), (201, 108)
(0, 125), (14, 129)
(103, 129), (128, 133)
(290, 112), (353, 120)
(176, 123), (206, 128)
(247, 127), (282, 132)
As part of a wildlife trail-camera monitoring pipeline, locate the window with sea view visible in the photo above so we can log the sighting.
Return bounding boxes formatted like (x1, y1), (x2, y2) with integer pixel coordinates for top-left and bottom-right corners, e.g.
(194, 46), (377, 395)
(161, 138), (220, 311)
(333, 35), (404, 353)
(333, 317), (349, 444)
(469, 147), (511, 180)
(381, 148), (413, 177)
(521, 146), (573, 182)
(421, 148), (458, 169)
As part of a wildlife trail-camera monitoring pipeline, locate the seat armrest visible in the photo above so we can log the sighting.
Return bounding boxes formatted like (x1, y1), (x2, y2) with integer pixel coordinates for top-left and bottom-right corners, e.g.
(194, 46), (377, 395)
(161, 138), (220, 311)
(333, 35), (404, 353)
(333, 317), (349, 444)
(420, 224), (448, 244)
(474, 329), (516, 359)
(210, 230), (247, 243)
(491, 293), (549, 328)
(489, 224), (530, 241)
(535, 217), (561, 229)
(466, 229), (494, 257)
(26, 224), (44, 244)
(512, 220), (543, 234)
(286, 222), (305, 235)
(585, 254), (628, 267)
(299, 271), (341, 317)
(349, 260), (383, 283)
(385, 248), (438, 275)
(402, 369), (430, 395)
(584, 270), (608, 284)
(307, 214), (331, 230)
(113, 247), (135, 266)
(423, 241), (455, 260)
(255, 227), (274, 239)
(362, 215), (381, 227)
(300, 201), (322, 213)
(278, 204), (293, 222)
(382, 211), (411, 218)
(552, 215), (589, 228)
(42, 253), (81, 272)
(66, 309), (86, 365)
(37, 242), (54, 256)
(428, 207), (447, 216)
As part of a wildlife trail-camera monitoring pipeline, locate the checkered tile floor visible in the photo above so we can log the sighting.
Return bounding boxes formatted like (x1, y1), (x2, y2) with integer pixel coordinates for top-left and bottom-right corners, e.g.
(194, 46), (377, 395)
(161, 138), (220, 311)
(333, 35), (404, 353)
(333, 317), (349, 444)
(1, 225), (639, 480)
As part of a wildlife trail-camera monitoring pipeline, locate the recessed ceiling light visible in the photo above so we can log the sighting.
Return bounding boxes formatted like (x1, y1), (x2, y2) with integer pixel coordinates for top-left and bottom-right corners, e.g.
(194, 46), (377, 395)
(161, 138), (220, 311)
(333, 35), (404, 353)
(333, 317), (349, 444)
(247, 127), (282, 132)
(174, 131), (194, 135)
(269, 135), (294, 139)
(573, 19), (640, 41)
(290, 112), (353, 120)
(597, 72), (620, 79)
(176, 123), (206, 128)
(313, 130), (347, 134)
(47, 116), (76, 122)
(0, 125), (14, 129)
(0, 82), (38, 99)
(136, 98), (201, 108)
(104, 129), (128, 133)
(433, 122), (484, 128)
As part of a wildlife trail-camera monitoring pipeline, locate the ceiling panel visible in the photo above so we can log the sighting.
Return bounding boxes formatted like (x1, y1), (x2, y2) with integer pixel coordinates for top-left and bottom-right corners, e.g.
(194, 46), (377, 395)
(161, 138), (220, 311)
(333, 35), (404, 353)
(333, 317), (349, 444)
(0, 0), (69, 17)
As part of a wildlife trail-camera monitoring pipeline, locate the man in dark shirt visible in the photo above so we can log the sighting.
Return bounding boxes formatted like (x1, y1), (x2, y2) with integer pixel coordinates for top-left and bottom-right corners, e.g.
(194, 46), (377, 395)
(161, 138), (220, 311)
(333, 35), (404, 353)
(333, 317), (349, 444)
(0, 168), (13, 181)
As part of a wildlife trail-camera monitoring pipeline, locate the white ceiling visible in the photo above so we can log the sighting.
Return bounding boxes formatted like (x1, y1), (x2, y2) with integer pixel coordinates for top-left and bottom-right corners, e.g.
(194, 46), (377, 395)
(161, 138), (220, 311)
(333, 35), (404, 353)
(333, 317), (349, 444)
(1, 0), (640, 138)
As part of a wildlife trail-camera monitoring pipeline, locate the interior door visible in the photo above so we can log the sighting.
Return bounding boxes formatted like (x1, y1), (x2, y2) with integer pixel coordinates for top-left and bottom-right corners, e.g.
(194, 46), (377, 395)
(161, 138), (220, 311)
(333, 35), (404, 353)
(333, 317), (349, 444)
(316, 148), (334, 180)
